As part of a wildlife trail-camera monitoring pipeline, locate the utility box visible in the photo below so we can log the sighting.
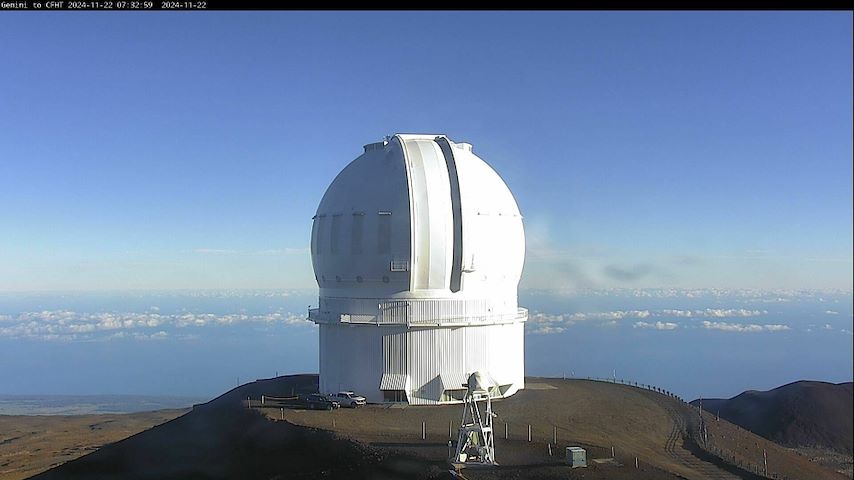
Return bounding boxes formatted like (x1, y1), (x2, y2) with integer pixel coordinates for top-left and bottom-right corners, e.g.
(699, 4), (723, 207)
(566, 447), (587, 468)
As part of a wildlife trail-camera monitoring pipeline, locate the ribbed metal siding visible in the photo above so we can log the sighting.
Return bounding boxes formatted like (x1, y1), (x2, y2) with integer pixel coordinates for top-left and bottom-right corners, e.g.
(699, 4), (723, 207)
(382, 329), (409, 374)
(319, 318), (526, 405)
(319, 324), (385, 402)
(404, 322), (525, 405)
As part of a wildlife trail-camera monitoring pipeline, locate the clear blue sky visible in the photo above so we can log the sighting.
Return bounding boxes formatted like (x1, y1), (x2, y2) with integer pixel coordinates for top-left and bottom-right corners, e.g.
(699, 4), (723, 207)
(1, 11), (851, 292)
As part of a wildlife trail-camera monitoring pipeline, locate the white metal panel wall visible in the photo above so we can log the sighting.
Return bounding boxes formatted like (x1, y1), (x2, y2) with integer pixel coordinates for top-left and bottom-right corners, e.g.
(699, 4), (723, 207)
(319, 324), (385, 403)
(403, 138), (453, 291)
(404, 321), (526, 405)
(312, 134), (527, 406)
(312, 141), (413, 298)
(454, 144), (525, 298)
(311, 134), (525, 302)
(319, 320), (526, 406)
(382, 328), (409, 374)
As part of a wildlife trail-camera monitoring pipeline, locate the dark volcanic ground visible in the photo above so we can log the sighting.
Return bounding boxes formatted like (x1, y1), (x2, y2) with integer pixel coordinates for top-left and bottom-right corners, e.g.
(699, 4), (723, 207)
(29, 375), (685, 480)
(30, 375), (847, 480)
(693, 381), (854, 454)
(31, 375), (451, 480)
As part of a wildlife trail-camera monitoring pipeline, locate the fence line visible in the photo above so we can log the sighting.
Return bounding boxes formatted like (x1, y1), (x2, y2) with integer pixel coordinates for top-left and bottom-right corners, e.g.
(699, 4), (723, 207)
(251, 378), (783, 479)
(581, 376), (782, 480)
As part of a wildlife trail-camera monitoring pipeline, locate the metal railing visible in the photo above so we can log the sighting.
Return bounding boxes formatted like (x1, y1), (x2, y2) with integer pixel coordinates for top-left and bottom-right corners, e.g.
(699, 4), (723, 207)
(308, 299), (528, 327)
(583, 376), (783, 480)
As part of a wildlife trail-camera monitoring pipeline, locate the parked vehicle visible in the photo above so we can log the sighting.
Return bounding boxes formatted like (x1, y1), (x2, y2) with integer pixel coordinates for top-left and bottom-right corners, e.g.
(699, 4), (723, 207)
(329, 391), (367, 408)
(299, 394), (340, 410)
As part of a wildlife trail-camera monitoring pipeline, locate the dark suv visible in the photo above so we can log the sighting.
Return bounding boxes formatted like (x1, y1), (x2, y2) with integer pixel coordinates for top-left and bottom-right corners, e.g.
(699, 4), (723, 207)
(299, 394), (340, 410)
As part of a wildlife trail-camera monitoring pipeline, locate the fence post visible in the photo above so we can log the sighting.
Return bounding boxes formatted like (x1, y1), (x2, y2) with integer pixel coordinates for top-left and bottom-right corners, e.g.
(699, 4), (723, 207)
(528, 424), (531, 442)
(280, 407), (284, 420)
(763, 449), (768, 476)
(553, 425), (557, 444)
(505, 422), (508, 440)
(422, 421), (426, 440)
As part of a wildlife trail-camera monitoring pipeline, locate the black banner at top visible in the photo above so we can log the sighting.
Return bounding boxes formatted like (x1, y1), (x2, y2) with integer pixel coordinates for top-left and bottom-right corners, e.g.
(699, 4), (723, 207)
(1, 2), (853, 10)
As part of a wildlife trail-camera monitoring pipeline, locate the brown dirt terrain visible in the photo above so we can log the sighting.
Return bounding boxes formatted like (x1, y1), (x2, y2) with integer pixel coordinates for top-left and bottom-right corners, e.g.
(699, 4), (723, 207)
(693, 381), (854, 478)
(693, 381), (853, 454)
(28, 375), (848, 480)
(31, 375), (452, 480)
(258, 377), (846, 480)
(0, 409), (186, 480)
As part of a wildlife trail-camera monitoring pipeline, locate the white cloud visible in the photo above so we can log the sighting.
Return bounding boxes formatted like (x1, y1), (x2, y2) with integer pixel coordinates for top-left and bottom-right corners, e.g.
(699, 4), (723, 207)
(701, 309), (767, 318)
(763, 324), (791, 332)
(701, 321), (790, 333)
(567, 310), (652, 321)
(825, 310), (839, 315)
(0, 309), (312, 342)
(525, 306), (771, 335)
(633, 321), (678, 330)
(528, 324), (566, 335)
(656, 308), (768, 318)
(526, 310), (655, 334)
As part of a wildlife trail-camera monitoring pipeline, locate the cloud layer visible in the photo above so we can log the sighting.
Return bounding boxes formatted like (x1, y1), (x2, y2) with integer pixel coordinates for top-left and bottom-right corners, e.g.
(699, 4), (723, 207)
(525, 307), (790, 335)
(700, 321), (790, 332)
(634, 321), (679, 330)
(0, 310), (312, 342)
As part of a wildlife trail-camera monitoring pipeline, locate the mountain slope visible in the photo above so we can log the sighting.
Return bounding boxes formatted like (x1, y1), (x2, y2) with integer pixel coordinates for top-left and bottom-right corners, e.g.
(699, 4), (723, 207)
(692, 380), (853, 454)
(31, 375), (449, 480)
(31, 376), (846, 480)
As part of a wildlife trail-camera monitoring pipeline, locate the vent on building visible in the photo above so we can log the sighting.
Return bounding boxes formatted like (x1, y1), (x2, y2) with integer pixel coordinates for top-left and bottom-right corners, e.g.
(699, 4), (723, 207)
(390, 260), (409, 272)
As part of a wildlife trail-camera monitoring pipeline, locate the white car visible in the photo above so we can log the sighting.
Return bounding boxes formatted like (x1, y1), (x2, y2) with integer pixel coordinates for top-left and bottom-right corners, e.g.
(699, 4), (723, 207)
(329, 391), (366, 407)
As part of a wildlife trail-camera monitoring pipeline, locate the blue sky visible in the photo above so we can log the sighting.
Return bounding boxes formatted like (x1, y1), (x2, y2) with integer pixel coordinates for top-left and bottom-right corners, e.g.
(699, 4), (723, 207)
(0, 11), (851, 292)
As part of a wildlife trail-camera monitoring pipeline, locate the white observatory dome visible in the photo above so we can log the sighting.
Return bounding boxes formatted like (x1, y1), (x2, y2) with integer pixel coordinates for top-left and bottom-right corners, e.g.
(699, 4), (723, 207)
(311, 134), (525, 300)
(309, 134), (527, 405)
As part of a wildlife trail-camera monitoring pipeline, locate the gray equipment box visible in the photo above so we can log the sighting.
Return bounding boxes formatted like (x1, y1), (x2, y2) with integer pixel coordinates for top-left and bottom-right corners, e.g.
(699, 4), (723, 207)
(566, 446), (587, 468)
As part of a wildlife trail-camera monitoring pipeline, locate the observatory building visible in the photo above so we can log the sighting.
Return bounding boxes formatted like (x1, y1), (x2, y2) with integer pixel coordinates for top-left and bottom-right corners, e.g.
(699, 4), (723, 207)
(308, 134), (527, 405)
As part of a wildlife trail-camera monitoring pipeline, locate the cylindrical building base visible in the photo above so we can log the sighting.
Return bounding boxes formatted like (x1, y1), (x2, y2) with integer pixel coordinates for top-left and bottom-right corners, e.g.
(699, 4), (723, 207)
(318, 320), (525, 405)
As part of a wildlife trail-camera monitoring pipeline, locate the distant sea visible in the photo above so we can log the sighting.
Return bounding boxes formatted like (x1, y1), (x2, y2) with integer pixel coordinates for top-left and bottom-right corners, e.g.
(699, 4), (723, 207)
(0, 289), (851, 406)
(0, 394), (207, 415)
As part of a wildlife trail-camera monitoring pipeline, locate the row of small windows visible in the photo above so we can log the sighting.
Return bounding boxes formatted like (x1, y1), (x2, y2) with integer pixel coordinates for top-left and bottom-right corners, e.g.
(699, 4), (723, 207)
(312, 212), (392, 255)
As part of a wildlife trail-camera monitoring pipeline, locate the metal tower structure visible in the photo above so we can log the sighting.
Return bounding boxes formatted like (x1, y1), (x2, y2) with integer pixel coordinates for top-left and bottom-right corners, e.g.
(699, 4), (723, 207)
(454, 372), (496, 465)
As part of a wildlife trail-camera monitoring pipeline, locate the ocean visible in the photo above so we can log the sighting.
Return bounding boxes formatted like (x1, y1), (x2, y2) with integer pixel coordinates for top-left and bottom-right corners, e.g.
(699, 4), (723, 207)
(0, 289), (850, 410)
